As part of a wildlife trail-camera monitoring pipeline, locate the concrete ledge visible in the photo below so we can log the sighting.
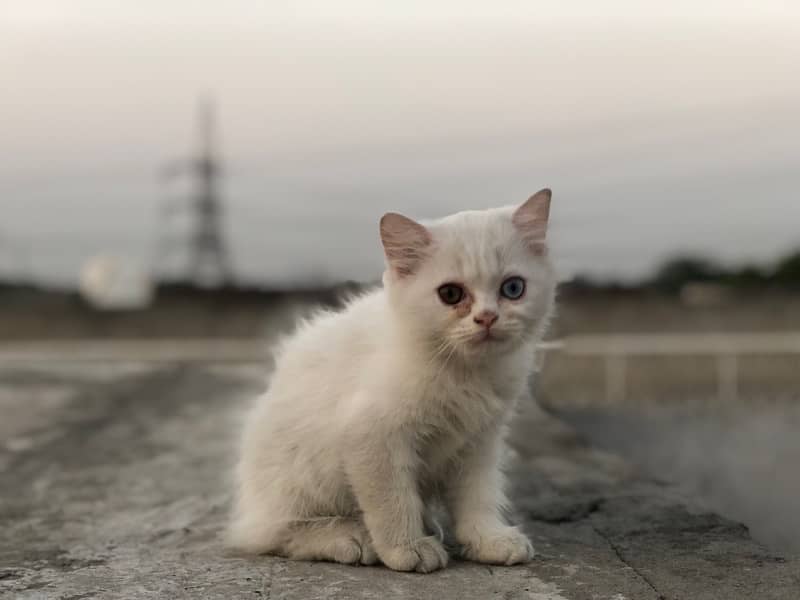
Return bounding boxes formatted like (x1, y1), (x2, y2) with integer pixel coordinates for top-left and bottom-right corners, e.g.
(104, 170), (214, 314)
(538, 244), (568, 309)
(1, 364), (797, 599)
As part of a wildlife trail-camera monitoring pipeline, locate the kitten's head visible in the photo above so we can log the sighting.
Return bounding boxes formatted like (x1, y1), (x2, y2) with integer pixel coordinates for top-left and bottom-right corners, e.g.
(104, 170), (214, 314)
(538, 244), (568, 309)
(380, 189), (556, 362)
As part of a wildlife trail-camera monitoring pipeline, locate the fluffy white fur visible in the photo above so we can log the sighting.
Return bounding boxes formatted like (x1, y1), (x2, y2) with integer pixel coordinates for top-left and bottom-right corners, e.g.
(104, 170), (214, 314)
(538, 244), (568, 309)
(229, 190), (557, 573)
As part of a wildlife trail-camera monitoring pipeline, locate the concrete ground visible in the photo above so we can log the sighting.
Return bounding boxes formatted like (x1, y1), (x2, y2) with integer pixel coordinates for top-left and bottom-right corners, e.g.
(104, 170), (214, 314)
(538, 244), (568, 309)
(562, 402), (800, 556)
(1, 359), (799, 599)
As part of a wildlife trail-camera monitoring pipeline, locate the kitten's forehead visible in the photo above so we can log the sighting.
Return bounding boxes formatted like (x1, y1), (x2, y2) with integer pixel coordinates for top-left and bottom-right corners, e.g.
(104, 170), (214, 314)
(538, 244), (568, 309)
(425, 207), (528, 281)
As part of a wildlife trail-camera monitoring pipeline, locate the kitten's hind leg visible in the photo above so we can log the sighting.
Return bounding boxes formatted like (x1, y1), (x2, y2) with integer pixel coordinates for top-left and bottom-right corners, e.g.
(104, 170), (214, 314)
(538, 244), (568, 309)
(282, 517), (378, 566)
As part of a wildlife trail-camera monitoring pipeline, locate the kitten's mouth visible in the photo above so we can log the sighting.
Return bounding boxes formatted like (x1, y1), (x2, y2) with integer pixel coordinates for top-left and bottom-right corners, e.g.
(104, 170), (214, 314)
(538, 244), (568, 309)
(471, 330), (502, 345)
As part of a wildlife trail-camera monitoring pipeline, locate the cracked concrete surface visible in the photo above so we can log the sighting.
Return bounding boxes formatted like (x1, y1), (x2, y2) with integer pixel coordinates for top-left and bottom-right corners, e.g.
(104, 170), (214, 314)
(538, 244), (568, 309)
(1, 361), (798, 599)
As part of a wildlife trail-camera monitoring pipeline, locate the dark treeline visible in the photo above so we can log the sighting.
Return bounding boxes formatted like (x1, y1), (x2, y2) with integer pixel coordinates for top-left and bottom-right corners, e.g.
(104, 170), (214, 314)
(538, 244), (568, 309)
(567, 249), (800, 295)
(2, 250), (799, 299)
(649, 250), (800, 293)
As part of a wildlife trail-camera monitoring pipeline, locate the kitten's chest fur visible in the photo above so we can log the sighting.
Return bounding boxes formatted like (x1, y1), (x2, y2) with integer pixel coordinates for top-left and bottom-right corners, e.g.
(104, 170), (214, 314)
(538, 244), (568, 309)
(411, 364), (521, 477)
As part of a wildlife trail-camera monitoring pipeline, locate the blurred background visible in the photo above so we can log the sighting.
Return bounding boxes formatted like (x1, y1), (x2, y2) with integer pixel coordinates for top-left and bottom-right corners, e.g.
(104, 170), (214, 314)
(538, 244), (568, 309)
(1, 1), (799, 555)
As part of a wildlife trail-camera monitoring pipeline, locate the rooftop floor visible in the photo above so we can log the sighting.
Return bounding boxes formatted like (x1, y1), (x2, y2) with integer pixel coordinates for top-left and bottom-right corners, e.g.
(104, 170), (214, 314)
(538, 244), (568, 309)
(1, 358), (798, 599)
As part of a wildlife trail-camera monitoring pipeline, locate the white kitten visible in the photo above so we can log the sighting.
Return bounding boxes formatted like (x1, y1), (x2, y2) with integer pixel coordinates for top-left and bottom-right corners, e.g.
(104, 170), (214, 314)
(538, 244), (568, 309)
(229, 190), (556, 573)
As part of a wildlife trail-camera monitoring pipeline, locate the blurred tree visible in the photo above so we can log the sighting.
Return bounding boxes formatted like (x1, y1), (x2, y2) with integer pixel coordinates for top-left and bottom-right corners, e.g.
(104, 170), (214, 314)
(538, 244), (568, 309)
(649, 251), (800, 293)
(650, 257), (725, 293)
(566, 250), (800, 294)
(773, 251), (800, 288)
(724, 265), (768, 288)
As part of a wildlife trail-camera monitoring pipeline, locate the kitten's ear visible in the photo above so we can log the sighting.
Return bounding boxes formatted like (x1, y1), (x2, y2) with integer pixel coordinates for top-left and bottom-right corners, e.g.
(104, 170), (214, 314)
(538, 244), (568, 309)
(512, 188), (552, 255)
(380, 212), (432, 277)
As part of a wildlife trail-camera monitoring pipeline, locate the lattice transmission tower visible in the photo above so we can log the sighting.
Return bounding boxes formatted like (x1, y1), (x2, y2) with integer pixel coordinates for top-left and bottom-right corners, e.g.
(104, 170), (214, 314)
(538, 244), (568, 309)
(156, 97), (234, 287)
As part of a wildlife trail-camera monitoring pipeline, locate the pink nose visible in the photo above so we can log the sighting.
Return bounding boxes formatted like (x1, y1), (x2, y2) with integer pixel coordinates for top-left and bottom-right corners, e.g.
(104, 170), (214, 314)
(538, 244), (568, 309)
(473, 310), (499, 329)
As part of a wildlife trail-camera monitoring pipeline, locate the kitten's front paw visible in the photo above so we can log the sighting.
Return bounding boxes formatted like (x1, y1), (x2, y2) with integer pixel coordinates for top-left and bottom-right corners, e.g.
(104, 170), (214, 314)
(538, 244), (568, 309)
(460, 526), (534, 565)
(329, 535), (379, 566)
(380, 536), (449, 573)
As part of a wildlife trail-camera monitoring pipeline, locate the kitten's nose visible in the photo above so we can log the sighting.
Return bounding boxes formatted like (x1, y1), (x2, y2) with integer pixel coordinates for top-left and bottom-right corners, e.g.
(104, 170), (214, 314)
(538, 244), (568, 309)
(473, 310), (499, 329)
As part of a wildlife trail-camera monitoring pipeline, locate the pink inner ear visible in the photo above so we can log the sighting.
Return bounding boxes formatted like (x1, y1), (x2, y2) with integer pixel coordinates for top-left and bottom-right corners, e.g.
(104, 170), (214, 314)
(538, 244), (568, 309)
(380, 212), (432, 276)
(512, 188), (551, 255)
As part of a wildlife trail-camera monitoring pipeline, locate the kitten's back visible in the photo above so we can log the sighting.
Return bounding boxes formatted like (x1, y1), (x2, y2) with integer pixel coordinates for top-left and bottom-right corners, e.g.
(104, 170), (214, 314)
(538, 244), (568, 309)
(266, 289), (388, 409)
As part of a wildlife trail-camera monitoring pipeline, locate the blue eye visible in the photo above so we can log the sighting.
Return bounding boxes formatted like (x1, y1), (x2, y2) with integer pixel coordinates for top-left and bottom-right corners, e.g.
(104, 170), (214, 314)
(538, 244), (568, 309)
(438, 283), (464, 305)
(500, 276), (526, 299)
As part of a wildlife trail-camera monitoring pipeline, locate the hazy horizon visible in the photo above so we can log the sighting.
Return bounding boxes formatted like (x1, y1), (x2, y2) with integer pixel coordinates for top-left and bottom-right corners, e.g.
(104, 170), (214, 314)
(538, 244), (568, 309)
(2, 2), (798, 286)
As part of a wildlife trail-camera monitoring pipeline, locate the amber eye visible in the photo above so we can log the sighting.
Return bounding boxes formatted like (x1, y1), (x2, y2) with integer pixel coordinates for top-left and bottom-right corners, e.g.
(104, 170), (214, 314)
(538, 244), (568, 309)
(500, 276), (526, 299)
(437, 283), (464, 305)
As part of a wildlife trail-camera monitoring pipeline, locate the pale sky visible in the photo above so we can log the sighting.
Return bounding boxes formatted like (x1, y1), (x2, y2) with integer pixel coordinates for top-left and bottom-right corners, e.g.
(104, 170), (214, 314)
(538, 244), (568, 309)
(1, 2), (799, 285)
